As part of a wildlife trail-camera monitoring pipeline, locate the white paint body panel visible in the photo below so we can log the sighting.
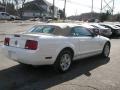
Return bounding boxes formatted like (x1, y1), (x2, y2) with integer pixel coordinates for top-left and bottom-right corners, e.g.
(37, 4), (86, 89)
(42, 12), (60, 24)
(2, 34), (110, 65)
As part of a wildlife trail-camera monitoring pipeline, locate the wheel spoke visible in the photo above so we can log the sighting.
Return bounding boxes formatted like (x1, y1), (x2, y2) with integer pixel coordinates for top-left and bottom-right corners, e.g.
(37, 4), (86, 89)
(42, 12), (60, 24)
(60, 53), (71, 71)
(104, 44), (110, 57)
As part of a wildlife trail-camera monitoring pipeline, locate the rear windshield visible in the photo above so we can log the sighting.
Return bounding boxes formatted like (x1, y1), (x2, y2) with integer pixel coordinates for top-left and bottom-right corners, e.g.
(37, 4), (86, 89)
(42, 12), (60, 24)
(26, 25), (70, 36)
(29, 26), (54, 33)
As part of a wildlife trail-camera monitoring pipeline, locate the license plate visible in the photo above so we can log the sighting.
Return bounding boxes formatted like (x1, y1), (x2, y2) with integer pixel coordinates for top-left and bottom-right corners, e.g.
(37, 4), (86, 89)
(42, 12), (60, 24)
(10, 39), (19, 47)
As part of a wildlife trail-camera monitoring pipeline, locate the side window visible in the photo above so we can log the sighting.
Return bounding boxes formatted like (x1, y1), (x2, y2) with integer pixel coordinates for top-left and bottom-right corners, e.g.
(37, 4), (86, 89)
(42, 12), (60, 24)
(1, 13), (9, 16)
(71, 27), (92, 37)
(1, 13), (4, 15)
(4, 13), (9, 16)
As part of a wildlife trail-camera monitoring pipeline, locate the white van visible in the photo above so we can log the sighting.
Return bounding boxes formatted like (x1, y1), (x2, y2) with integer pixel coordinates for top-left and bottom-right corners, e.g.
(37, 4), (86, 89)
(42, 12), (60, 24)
(0, 12), (15, 20)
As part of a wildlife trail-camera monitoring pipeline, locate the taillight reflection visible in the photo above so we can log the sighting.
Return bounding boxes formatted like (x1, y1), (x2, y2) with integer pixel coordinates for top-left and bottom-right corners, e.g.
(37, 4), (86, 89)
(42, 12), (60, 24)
(4, 37), (10, 46)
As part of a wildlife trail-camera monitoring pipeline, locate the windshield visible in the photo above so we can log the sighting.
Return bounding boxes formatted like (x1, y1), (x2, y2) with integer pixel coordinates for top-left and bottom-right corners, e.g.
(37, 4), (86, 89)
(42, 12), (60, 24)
(100, 24), (120, 29)
(91, 24), (107, 29)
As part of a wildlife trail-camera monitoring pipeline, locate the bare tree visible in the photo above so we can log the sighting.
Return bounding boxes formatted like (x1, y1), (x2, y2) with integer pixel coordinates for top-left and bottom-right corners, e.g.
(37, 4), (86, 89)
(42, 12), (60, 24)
(2, 0), (5, 4)
(14, 0), (20, 15)
(14, 0), (18, 9)
(11, 0), (26, 16)
(21, 0), (26, 8)
(21, 0), (26, 18)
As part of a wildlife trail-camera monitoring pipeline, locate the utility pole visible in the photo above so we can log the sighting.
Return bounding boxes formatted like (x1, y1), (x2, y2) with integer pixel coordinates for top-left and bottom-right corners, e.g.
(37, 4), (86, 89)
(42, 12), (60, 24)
(112, 0), (115, 15)
(75, 9), (77, 16)
(64, 0), (66, 19)
(100, 0), (103, 13)
(101, 0), (115, 15)
(53, 0), (55, 19)
(91, 0), (93, 12)
(91, 0), (94, 19)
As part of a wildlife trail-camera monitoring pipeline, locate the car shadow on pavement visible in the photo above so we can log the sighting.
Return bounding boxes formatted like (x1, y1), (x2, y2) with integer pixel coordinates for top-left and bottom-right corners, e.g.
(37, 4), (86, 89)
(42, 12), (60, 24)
(0, 56), (110, 90)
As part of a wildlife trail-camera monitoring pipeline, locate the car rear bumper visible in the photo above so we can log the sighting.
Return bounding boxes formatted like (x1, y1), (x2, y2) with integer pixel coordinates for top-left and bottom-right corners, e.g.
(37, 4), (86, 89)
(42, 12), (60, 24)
(2, 46), (55, 65)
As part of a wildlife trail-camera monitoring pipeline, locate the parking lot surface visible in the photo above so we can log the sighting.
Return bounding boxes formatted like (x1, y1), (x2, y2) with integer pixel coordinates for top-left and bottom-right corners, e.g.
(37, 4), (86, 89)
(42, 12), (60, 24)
(0, 23), (120, 90)
(0, 21), (43, 42)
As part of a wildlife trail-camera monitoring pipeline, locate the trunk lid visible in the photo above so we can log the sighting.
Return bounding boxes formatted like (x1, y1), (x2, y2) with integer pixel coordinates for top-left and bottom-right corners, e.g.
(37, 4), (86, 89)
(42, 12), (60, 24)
(4, 34), (39, 49)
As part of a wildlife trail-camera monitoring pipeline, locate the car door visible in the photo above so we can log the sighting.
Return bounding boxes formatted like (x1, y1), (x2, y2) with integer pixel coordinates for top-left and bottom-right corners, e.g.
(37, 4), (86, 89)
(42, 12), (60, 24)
(71, 26), (101, 58)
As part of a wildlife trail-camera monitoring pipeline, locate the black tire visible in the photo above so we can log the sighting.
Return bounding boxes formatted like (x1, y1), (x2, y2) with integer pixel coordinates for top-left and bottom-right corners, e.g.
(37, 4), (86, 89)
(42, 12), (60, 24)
(19, 62), (32, 67)
(10, 18), (14, 21)
(54, 50), (73, 73)
(101, 42), (110, 58)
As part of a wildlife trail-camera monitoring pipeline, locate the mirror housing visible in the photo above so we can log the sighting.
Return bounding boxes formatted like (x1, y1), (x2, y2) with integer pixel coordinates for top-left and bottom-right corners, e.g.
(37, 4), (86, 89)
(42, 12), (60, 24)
(92, 29), (100, 36)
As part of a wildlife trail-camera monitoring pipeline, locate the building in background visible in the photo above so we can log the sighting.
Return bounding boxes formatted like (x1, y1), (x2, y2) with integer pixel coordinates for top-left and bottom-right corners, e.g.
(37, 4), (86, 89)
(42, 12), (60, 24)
(0, 5), (5, 12)
(21, 0), (59, 19)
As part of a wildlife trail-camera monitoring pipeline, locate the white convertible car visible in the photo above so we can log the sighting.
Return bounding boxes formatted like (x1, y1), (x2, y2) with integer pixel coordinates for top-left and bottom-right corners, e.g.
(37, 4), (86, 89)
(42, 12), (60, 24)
(3, 23), (111, 72)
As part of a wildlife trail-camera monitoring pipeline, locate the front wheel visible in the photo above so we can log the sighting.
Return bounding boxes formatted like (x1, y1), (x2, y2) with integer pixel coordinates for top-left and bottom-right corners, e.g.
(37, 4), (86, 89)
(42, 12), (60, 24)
(10, 18), (14, 21)
(54, 50), (73, 73)
(102, 42), (110, 58)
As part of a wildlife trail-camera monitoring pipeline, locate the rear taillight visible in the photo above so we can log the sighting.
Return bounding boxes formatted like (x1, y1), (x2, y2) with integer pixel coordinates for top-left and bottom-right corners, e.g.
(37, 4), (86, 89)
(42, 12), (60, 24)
(4, 37), (10, 46)
(25, 40), (38, 50)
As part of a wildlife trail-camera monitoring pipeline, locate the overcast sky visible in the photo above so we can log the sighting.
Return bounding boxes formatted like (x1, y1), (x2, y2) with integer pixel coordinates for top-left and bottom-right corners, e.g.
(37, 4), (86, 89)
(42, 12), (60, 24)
(1, 0), (119, 16)
(45, 0), (120, 16)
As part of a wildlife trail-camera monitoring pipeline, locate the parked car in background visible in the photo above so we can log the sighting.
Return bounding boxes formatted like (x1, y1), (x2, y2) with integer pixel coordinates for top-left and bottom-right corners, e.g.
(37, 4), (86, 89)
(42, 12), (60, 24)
(90, 23), (112, 38)
(2, 23), (111, 72)
(99, 23), (120, 36)
(0, 12), (16, 20)
(80, 23), (95, 30)
(115, 24), (120, 28)
(15, 16), (21, 20)
(81, 24), (104, 37)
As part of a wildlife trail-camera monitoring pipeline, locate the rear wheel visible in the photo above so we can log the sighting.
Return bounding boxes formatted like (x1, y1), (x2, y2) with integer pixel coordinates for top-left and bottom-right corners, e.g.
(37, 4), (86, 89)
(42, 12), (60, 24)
(54, 50), (73, 73)
(102, 42), (110, 58)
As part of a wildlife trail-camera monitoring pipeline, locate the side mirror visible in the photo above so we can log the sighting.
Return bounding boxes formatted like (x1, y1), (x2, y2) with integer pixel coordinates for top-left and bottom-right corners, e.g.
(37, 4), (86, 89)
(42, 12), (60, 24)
(93, 29), (100, 36)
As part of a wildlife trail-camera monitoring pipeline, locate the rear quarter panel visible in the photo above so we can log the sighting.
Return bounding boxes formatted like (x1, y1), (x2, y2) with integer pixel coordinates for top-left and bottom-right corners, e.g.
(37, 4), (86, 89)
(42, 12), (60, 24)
(37, 36), (79, 64)
(98, 36), (110, 49)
